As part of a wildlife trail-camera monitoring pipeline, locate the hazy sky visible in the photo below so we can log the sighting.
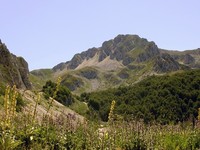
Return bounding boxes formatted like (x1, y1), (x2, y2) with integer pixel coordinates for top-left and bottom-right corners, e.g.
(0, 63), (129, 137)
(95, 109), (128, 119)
(0, 0), (200, 70)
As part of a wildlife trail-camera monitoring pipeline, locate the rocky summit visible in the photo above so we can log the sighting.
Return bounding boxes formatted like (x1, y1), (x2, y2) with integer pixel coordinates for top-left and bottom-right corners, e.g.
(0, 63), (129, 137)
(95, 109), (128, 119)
(53, 35), (160, 71)
(53, 34), (198, 73)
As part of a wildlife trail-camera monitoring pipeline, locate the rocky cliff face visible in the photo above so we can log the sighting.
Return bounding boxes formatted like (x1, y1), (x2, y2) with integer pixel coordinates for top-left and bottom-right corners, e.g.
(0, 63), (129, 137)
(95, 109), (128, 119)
(99, 34), (148, 63)
(0, 41), (31, 89)
(136, 42), (160, 63)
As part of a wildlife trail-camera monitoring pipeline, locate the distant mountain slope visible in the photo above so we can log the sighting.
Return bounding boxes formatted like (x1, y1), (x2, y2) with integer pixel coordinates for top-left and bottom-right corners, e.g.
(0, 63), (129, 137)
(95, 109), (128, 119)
(161, 48), (200, 68)
(0, 40), (31, 89)
(31, 34), (200, 94)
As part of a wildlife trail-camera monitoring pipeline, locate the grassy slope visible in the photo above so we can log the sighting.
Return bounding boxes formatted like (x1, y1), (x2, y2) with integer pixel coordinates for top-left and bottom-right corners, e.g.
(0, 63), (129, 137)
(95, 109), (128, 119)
(20, 90), (85, 122)
(29, 69), (54, 90)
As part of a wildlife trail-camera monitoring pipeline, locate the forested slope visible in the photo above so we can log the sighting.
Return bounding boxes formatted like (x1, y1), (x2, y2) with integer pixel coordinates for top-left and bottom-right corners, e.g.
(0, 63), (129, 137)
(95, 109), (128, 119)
(81, 70), (200, 124)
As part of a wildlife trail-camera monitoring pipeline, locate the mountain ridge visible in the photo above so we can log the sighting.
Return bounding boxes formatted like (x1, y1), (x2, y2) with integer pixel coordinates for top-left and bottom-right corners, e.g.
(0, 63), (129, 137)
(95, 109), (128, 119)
(53, 34), (155, 71)
(53, 34), (199, 73)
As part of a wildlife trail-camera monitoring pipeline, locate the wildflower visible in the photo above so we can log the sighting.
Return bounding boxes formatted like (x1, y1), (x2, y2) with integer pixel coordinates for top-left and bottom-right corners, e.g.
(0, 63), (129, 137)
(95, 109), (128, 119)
(53, 77), (61, 99)
(3, 85), (18, 128)
(33, 93), (41, 121)
(198, 108), (200, 121)
(108, 100), (116, 123)
(30, 136), (33, 141)
(105, 132), (109, 140)
(46, 77), (61, 114)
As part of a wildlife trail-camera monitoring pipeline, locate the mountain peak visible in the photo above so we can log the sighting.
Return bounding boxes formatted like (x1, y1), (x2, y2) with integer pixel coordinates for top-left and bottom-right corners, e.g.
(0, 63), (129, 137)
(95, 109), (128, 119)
(53, 34), (157, 71)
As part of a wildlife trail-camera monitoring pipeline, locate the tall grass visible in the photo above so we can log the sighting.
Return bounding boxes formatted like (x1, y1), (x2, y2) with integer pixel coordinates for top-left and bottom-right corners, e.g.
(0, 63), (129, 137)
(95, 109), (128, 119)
(0, 85), (22, 150)
(46, 77), (61, 114)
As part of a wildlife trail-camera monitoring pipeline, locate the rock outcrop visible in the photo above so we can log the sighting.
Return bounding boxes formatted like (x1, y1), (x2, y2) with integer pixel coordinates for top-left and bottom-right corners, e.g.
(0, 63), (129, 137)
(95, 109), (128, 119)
(136, 42), (160, 63)
(61, 75), (84, 91)
(154, 53), (180, 73)
(79, 68), (98, 80)
(0, 42), (31, 89)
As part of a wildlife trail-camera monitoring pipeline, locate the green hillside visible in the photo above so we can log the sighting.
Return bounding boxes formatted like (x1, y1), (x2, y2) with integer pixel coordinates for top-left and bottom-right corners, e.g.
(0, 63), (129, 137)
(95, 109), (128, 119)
(29, 69), (54, 90)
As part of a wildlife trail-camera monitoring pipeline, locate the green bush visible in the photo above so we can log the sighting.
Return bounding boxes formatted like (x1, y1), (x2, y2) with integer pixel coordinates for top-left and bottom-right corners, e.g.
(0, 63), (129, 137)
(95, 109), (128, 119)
(42, 80), (74, 106)
(16, 94), (25, 112)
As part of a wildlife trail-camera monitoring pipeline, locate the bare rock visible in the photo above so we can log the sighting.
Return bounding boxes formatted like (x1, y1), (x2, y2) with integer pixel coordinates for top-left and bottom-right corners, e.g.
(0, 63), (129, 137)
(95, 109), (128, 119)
(0, 42), (31, 89)
(154, 53), (180, 73)
(136, 42), (160, 62)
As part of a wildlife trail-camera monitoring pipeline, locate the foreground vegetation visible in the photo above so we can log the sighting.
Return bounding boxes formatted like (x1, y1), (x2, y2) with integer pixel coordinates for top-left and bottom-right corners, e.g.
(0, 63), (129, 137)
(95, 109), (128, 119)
(0, 87), (200, 150)
(1, 70), (200, 149)
(1, 114), (200, 149)
(0, 86), (200, 149)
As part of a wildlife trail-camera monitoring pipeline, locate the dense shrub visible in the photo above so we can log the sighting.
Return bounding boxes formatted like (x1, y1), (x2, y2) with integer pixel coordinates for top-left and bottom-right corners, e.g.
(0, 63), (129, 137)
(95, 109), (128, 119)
(42, 80), (74, 106)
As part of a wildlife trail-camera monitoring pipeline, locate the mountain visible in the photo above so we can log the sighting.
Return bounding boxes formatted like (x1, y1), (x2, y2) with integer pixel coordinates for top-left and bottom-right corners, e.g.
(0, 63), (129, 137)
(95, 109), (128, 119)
(30, 34), (200, 94)
(53, 34), (161, 71)
(0, 40), (31, 89)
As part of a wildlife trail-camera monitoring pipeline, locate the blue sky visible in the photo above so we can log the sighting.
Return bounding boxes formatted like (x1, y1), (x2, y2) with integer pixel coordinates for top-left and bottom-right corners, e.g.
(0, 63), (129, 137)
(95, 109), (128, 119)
(0, 0), (200, 70)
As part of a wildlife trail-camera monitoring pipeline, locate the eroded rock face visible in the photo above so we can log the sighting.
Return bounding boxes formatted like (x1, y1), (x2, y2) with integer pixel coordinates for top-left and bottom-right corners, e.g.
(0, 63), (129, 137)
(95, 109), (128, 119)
(171, 54), (195, 65)
(136, 42), (160, 63)
(104, 34), (148, 63)
(52, 62), (66, 71)
(118, 72), (129, 79)
(183, 54), (195, 64)
(61, 75), (84, 91)
(0, 42), (31, 89)
(79, 69), (98, 79)
(154, 53), (180, 73)
(53, 45), (96, 71)
(15, 56), (32, 89)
